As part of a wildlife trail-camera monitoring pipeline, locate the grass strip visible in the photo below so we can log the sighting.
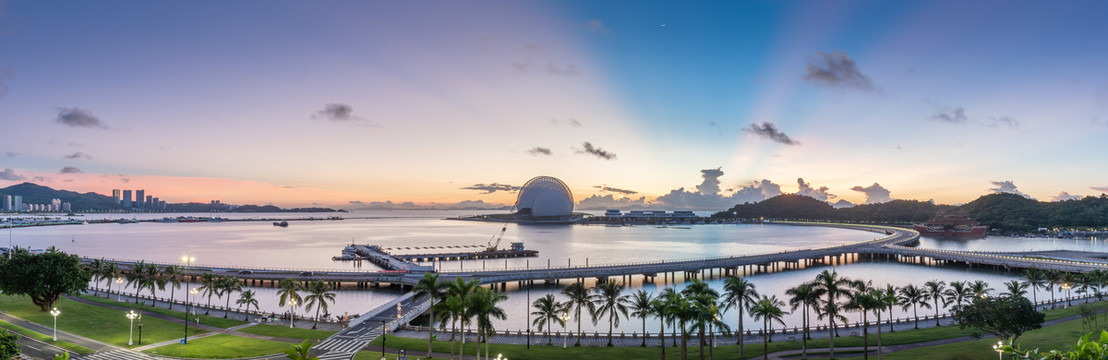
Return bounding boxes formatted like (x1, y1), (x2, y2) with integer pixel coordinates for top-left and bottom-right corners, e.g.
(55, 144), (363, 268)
(0, 295), (206, 349)
(235, 323), (336, 340)
(76, 294), (247, 329)
(143, 334), (290, 359)
(0, 320), (96, 355)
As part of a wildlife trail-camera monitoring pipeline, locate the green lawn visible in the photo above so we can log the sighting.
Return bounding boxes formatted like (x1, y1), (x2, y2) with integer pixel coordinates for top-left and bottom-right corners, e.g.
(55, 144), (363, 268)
(0, 320), (96, 354)
(884, 316), (1093, 360)
(0, 295), (205, 349)
(236, 323), (337, 340)
(76, 294), (248, 329)
(143, 334), (291, 359)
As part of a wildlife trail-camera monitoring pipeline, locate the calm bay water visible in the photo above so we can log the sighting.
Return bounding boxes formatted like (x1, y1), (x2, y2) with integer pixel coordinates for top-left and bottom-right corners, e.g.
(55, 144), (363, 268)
(6, 211), (1102, 333)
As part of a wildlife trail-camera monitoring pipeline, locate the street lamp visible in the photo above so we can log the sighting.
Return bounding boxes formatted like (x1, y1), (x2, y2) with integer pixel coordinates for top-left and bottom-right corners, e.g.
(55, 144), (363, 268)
(115, 277), (123, 301)
(182, 255), (195, 344)
(126, 310), (138, 345)
(560, 311), (569, 348)
(992, 340), (1004, 360)
(289, 298), (298, 328)
(1062, 283), (1072, 306)
(495, 354), (508, 360)
(380, 320), (387, 360)
(49, 308), (60, 341)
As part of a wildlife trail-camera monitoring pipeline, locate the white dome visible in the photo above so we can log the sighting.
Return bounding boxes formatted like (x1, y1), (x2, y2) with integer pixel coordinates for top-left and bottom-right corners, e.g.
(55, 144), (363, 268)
(515, 176), (573, 217)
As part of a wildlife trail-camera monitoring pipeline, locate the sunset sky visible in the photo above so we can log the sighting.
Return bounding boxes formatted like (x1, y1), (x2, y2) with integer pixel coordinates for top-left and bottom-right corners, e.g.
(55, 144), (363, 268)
(1, 1), (1106, 209)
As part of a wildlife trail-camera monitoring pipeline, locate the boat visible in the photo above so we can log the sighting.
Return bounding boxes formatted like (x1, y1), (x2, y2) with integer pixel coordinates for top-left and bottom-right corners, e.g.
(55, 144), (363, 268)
(273, 221), (289, 227)
(913, 210), (987, 238)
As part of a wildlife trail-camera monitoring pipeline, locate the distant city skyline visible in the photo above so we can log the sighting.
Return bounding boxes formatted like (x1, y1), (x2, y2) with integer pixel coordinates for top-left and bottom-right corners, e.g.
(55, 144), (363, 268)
(1, 1), (1106, 209)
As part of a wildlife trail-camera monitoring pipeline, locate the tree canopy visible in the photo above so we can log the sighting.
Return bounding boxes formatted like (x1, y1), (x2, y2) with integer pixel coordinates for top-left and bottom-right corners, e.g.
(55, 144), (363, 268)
(0, 329), (18, 359)
(0, 248), (92, 311)
(951, 295), (1044, 342)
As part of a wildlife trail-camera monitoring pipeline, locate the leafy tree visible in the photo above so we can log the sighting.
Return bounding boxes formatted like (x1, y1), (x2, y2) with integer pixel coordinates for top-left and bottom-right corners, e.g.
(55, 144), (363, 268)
(413, 272), (447, 357)
(303, 279), (334, 329)
(722, 274), (759, 358)
(561, 281), (594, 347)
(53, 351), (70, 360)
(0, 249), (91, 311)
(283, 339), (319, 360)
(1003, 330), (1108, 359)
(0, 328), (19, 359)
(951, 295), (1044, 342)
(628, 290), (655, 347)
(530, 294), (563, 346)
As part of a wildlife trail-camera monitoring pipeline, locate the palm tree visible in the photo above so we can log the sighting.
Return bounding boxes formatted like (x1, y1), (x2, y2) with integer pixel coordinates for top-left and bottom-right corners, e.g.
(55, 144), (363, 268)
(413, 272), (447, 358)
(881, 284), (899, 333)
(682, 279), (719, 360)
(970, 280), (992, 298)
(786, 282), (818, 359)
(283, 339), (319, 360)
(1046, 269), (1062, 308)
(670, 294), (696, 360)
(898, 284), (930, 329)
(469, 287), (507, 360)
(161, 265), (184, 306)
(561, 281), (594, 347)
(101, 262), (120, 298)
(1002, 280), (1029, 298)
(531, 294), (562, 346)
(1023, 267), (1045, 307)
(303, 279), (335, 329)
(139, 263), (166, 307)
(124, 261), (146, 303)
(220, 277), (243, 318)
(1062, 272), (1076, 306)
(276, 278), (303, 328)
(923, 280), (946, 326)
(198, 273), (219, 314)
(628, 290), (655, 347)
(749, 295), (788, 360)
(236, 289), (260, 321)
(722, 274), (759, 358)
(652, 288), (679, 360)
(444, 277), (478, 358)
(846, 289), (884, 360)
(812, 270), (853, 359)
(436, 294), (466, 360)
(943, 281), (973, 309)
(88, 258), (105, 295)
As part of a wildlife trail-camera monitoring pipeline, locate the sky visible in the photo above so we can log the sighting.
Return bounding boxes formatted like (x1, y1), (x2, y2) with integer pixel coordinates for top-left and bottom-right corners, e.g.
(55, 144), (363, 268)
(0, 0), (1106, 210)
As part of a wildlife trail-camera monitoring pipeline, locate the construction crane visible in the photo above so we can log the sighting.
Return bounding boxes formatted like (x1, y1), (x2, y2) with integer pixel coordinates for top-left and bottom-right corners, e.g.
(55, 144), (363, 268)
(486, 225), (507, 252)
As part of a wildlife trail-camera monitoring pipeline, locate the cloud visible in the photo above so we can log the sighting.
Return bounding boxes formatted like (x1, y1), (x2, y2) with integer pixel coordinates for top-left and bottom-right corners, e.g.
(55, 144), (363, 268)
(0, 168), (25, 181)
(796, 178), (836, 201)
(62, 151), (92, 160)
(1050, 192), (1082, 202)
(512, 44), (579, 77)
(696, 168), (724, 196)
(1092, 186), (1108, 193)
(850, 183), (892, 204)
(526, 147), (552, 156)
(930, 106), (968, 124)
(577, 142), (617, 160)
(312, 103), (377, 126)
(459, 183), (520, 194)
(59, 166), (82, 174)
(652, 167), (784, 210)
(989, 180), (1033, 199)
(550, 118), (582, 127)
(31, 176), (51, 183)
(803, 50), (876, 92)
(578, 19), (612, 34)
(4, 152), (17, 157)
(577, 195), (652, 210)
(593, 185), (637, 195)
(348, 199), (509, 210)
(546, 63), (580, 76)
(989, 116), (1020, 129)
(118, 175), (131, 183)
(55, 107), (108, 129)
(743, 122), (799, 145)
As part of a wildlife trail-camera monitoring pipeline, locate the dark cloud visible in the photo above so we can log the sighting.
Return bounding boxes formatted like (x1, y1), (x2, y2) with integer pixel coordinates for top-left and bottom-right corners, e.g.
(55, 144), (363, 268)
(550, 118), (582, 127)
(577, 142), (617, 160)
(796, 178), (836, 201)
(696, 168), (724, 196)
(1092, 186), (1108, 193)
(989, 116), (1020, 129)
(0, 168), (25, 181)
(4, 152), (17, 157)
(526, 147), (552, 156)
(593, 185), (637, 195)
(803, 50), (876, 92)
(62, 152), (92, 160)
(743, 122), (799, 145)
(1050, 192), (1082, 202)
(459, 183), (521, 194)
(930, 106), (968, 124)
(578, 20), (612, 34)
(989, 180), (1033, 199)
(59, 166), (82, 174)
(850, 183), (892, 204)
(118, 175), (130, 183)
(651, 167), (784, 210)
(312, 103), (358, 121)
(55, 107), (108, 129)
(577, 194), (651, 210)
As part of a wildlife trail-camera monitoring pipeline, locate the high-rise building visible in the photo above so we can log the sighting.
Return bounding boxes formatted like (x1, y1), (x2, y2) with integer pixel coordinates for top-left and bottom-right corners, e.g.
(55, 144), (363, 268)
(13, 196), (22, 212)
(159, 200), (166, 210)
(136, 190), (145, 209)
(62, 202), (71, 212)
(145, 195), (153, 210)
(51, 198), (61, 211)
(151, 197), (160, 210)
(3, 195), (10, 211)
(122, 190), (132, 208)
(112, 189), (121, 204)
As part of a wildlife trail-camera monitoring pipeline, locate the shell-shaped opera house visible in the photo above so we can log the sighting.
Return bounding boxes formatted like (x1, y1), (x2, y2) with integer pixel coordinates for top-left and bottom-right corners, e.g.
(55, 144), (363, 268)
(513, 176), (574, 218)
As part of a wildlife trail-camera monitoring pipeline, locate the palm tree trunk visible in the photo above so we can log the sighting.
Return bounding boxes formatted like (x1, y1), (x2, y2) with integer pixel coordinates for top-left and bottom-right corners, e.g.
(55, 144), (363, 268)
(660, 316), (666, 360)
(699, 326), (705, 360)
(887, 305), (895, 333)
(738, 298), (745, 359)
(762, 318), (768, 360)
(801, 305), (808, 360)
(150, 288), (157, 307)
(913, 305), (919, 329)
(608, 313), (614, 347)
(575, 311), (582, 346)
(876, 310), (883, 360)
(933, 299), (940, 326)
(642, 316), (647, 347)
(450, 317), (456, 360)
(225, 295), (232, 319)
(862, 311), (869, 360)
(170, 285), (176, 309)
(206, 293), (212, 314)
(828, 318), (835, 360)
(313, 304), (321, 329)
(428, 308), (435, 358)
(680, 320), (688, 360)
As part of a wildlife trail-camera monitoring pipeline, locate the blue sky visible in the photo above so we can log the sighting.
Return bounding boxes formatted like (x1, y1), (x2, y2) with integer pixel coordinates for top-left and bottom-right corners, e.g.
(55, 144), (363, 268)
(0, 0), (1105, 208)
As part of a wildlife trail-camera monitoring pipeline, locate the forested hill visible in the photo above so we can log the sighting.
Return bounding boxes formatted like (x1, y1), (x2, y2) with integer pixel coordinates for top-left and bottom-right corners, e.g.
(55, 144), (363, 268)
(0, 182), (337, 212)
(710, 193), (1108, 231)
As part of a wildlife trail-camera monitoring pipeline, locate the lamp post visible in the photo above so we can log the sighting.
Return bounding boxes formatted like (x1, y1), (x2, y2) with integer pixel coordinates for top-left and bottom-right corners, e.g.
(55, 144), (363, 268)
(289, 298), (298, 328)
(49, 308), (60, 341)
(191, 287), (200, 327)
(116, 277), (124, 301)
(380, 320), (387, 360)
(126, 310), (138, 345)
(1062, 283), (1072, 306)
(181, 255), (195, 344)
(993, 340), (1004, 360)
(560, 311), (569, 349)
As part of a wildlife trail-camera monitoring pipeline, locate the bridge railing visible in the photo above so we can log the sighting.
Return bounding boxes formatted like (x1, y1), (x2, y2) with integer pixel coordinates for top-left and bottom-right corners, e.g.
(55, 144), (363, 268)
(880, 246), (1108, 269)
(84, 257), (388, 275)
